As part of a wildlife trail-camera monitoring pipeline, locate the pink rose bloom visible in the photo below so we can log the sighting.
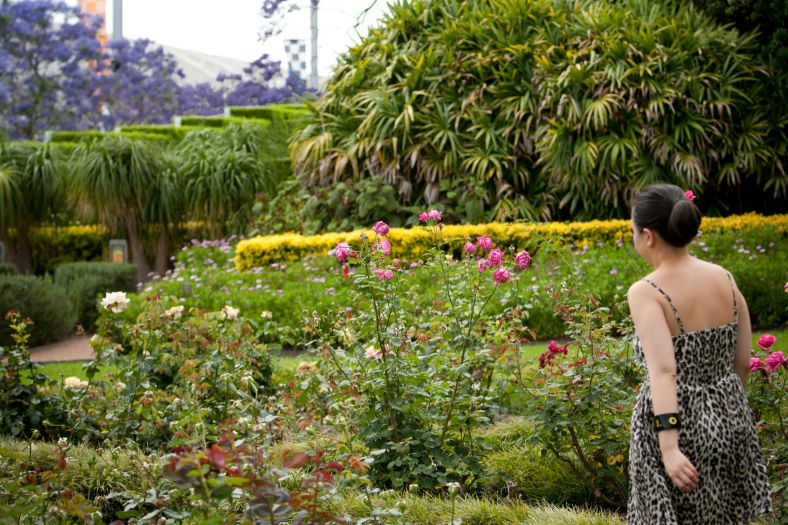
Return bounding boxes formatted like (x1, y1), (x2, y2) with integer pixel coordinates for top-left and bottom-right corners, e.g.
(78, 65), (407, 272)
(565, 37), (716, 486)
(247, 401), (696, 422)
(749, 357), (765, 373)
(418, 212), (428, 222)
(364, 346), (383, 360)
(493, 267), (510, 284)
(684, 189), (696, 202)
(464, 241), (476, 254)
(765, 351), (784, 372)
(476, 236), (493, 252)
(427, 209), (442, 222)
(515, 250), (531, 270)
(374, 268), (394, 281)
(373, 239), (391, 257)
(548, 340), (568, 355)
(373, 221), (390, 235)
(477, 259), (489, 273)
(757, 333), (776, 350)
(335, 242), (351, 262)
(487, 248), (504, 267)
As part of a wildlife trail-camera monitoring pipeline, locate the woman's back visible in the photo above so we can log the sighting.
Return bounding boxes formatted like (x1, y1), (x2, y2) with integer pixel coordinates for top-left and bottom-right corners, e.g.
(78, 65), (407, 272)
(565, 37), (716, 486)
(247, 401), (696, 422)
(642, 258), (737, 337)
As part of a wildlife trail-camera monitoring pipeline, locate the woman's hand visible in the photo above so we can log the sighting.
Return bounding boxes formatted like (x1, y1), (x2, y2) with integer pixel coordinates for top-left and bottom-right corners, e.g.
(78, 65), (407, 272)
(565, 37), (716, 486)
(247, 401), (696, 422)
(661, 447), (699, 492)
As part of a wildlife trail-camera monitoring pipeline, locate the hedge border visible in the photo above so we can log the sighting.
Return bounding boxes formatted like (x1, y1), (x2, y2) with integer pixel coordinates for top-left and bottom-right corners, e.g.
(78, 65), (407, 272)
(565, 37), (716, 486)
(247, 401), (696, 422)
(234, 213), (788, 271)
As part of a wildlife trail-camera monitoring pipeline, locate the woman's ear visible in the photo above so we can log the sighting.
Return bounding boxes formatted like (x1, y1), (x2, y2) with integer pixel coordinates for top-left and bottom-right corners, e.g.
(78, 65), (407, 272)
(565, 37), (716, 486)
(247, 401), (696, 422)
(642, 228), (656, 247)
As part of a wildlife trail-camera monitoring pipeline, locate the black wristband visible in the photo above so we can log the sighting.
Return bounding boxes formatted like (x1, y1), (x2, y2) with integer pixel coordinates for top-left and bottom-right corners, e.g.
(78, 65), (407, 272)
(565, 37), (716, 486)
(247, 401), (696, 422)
(654, 412), (681, 432)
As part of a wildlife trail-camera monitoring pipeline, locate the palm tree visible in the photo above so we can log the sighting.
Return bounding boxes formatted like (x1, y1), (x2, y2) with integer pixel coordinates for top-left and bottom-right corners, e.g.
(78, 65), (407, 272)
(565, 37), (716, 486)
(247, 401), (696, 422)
(0, 142), (63, 273)
(70, 136), (163, 283)
(290, 0), (783, 224)
(146, 148), (183, 277)
(178, 123), (274, 238)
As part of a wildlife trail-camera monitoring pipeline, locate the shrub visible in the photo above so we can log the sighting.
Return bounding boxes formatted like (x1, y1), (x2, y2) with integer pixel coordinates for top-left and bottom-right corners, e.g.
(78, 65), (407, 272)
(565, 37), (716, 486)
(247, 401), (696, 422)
(54, 262), (136, 331)
(0, 313), (69, 439)
(310, 215), (538, 491)
(291, 0), (785, 226)
(521, 282), (638, 509)
(0, 275), (75, 347)
(234, 213), (788, 271)
(0, 262), (17, 275)
(228, 104), (308, 121)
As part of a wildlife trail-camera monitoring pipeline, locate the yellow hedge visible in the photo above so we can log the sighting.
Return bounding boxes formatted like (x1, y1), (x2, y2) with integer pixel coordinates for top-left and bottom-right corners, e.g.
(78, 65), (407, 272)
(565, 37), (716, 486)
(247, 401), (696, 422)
(234, 213), (788, 272)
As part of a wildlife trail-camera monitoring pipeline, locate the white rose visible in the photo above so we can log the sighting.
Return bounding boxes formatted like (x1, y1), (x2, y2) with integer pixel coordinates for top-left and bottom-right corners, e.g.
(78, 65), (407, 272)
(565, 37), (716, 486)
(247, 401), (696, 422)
(64, 376), (83, 389)
(163, 305), (184, 320)
(220, 305), (240, 320)
(101, 291), (130, 313)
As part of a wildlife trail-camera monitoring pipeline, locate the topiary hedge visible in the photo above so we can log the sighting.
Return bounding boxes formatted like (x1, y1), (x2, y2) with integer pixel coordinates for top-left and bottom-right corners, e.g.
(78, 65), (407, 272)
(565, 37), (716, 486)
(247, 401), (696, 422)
(0, 275), (75, 347)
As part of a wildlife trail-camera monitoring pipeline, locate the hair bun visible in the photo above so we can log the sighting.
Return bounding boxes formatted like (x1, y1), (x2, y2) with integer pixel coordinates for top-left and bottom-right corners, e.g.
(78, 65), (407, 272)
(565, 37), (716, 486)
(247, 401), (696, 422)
(665, 199), (701, 246)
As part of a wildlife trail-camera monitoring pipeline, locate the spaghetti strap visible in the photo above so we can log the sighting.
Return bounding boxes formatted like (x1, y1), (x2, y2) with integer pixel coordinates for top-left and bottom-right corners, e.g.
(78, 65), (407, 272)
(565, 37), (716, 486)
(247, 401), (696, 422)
(725, 272), (738, 322)
(642, 278), (686, 335)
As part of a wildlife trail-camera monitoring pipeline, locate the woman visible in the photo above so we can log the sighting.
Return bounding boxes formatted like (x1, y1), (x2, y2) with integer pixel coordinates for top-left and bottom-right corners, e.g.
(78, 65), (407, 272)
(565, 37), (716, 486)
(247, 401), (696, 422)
(626, 184), (771, 524)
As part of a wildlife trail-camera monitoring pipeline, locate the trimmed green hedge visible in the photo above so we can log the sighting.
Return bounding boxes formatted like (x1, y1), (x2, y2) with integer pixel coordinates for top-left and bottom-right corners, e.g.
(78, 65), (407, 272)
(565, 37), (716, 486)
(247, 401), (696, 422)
(178, 116), (271, 129)
(54, 262), (137, 331)
(49, 130), (175, 144)
(228, 104), (308, 121)
(118, 125), (187, 140)
(0, 275), (76, 347)
(0, 263), (17, 275)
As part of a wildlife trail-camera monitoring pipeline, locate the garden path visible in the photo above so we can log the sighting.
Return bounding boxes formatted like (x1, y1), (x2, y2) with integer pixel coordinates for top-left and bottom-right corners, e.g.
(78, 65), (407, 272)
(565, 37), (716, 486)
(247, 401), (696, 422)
(30, 336), (93, 362)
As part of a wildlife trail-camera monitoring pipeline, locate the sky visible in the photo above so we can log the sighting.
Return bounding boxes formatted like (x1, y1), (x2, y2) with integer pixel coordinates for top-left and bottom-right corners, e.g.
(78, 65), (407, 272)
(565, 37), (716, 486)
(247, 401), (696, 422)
(113, 0), (391, 78)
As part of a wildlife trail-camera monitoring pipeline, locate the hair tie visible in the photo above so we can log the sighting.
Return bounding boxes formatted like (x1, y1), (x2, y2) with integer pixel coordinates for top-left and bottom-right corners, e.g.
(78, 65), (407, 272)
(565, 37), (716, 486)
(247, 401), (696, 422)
(684, 189), (696, 202)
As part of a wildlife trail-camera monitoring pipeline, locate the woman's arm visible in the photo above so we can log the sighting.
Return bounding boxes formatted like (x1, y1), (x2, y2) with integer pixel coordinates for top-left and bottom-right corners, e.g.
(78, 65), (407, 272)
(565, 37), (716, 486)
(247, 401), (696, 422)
(628, 281), (699, 492)
(732, 281), (752, 389)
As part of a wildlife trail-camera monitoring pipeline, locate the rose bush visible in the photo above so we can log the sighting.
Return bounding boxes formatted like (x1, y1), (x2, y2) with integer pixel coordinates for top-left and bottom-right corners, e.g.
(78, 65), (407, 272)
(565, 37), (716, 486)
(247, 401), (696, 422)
(748, 333), (787, 516)
(309, 214), (538, 492)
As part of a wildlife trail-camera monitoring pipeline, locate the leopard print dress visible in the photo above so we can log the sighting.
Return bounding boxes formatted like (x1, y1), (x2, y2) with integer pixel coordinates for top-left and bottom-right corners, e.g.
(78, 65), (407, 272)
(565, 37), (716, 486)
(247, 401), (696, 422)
(627, 276), (772, 524)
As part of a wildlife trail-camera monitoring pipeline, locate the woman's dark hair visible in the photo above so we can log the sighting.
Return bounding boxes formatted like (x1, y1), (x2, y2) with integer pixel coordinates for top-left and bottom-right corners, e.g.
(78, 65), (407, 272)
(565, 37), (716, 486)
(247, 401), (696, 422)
(632, 184), (701, 247)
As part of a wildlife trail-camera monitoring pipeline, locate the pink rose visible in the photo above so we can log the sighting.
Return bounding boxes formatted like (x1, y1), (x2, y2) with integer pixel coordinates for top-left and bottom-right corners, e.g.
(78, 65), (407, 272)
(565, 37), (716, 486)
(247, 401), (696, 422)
(375, 268), (393, 281)
(364, 346), (383, 360)
(477, 259), (489, 273)
(515, 250), (531, 270)
(757, 333), (776, 350)
(373, 239), (391, 257)
(684, 189), (696, 202)
(427, 209), (442, 222)
(418, 212), (428, 222)
(765, 351), (784, 372)
(476, 236), (493, 252)
(464, 241), (476, 254)
(493, 267), (510, 284)
(749, 357), (765, 373)
(373, 221), (390, 235)
(487, 248), (504, 267)
(335, 242), (351, 262)
(548, 340), (568, 355)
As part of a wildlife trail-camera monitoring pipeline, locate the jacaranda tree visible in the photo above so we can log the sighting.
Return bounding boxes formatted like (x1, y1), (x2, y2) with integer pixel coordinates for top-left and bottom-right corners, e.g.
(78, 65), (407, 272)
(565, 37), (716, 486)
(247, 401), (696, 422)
(290, 0), (786, 225)
(0, 0), (104, 140)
